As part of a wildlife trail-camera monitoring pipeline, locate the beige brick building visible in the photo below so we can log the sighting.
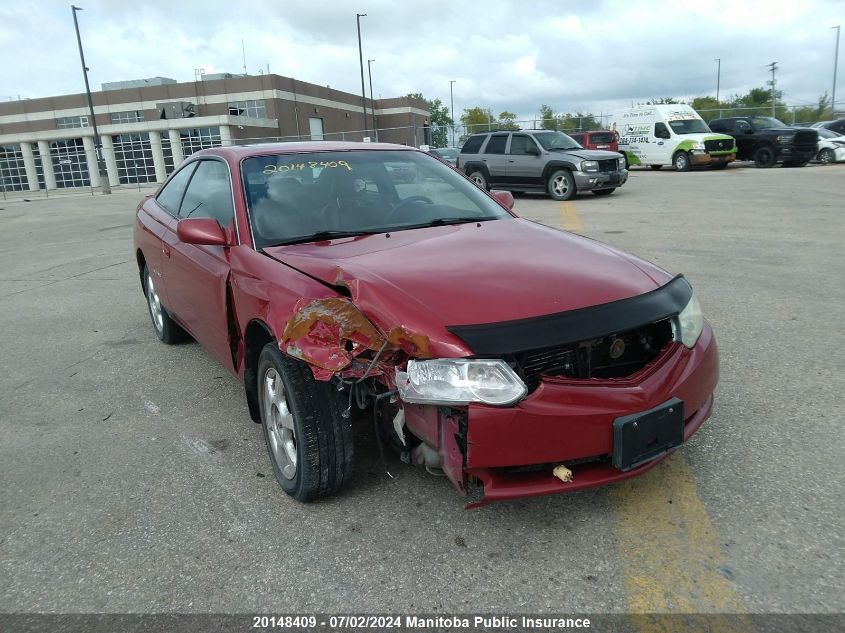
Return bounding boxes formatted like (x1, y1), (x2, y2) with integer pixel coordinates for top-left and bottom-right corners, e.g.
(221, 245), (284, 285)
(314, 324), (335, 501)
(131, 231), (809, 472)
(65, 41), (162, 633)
(0, 73), (431, 191)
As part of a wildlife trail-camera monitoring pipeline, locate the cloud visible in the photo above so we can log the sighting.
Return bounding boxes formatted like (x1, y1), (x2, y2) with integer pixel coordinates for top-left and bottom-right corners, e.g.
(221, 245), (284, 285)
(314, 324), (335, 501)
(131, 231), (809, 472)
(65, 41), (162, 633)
(1, 0), (841, 120)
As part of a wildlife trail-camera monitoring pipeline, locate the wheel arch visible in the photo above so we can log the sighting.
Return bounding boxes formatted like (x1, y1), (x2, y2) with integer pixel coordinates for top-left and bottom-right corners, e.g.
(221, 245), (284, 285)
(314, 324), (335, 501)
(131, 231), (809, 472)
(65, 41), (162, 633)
(244, 318), (277, 423)
(136, 249), (147, 293)
(462, 161), (490, 180)
(541, 160), (577, 182)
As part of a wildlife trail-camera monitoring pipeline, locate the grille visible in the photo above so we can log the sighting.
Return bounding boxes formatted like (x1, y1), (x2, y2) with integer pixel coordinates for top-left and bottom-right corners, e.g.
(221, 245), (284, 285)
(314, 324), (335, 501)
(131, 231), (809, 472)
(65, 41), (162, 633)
(704, 139), (734, 152)
(793, 130), (818, 148)
(512, 319), (674, 391)
(598, 159), (618, 172)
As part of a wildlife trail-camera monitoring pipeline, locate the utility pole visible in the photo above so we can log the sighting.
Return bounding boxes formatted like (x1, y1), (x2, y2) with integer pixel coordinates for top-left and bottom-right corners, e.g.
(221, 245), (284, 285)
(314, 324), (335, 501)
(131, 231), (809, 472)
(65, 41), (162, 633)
(356, 14), (368, 138)
(450, 80), (456, 147)
(767, 61), (778, 117)
(833, 26), (840, 116)
(71, 5), (110, 194)
(715, 58), (721, 117)
(367, 59), (377, 141)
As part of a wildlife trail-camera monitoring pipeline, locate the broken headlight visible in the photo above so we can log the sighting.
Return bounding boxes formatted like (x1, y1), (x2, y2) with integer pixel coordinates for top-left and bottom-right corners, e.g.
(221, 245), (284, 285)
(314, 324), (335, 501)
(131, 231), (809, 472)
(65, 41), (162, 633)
(673, 292), (704, 348)
(396, 359), (527, 406)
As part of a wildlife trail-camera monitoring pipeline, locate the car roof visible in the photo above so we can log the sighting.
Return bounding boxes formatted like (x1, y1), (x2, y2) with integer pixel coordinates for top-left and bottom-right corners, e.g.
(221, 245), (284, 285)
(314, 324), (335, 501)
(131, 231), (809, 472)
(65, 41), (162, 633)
(190, 141), (419, 160)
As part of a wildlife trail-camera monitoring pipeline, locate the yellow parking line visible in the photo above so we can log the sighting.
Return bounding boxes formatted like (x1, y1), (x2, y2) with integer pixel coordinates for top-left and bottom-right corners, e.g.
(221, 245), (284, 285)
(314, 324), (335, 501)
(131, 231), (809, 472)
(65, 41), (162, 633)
(611, 455), (753, 633)
(559, 201), (584, 233)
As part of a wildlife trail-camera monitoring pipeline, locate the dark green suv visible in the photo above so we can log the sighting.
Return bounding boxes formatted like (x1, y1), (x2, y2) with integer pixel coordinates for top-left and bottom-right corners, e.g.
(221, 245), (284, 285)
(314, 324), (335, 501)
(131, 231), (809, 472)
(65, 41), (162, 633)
(457, 130), (628, 200)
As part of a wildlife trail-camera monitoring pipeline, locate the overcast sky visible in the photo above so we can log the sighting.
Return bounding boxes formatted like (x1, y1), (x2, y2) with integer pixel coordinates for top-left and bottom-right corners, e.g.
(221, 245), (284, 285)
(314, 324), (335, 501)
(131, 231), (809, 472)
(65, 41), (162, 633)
(1, 0), (842, 120)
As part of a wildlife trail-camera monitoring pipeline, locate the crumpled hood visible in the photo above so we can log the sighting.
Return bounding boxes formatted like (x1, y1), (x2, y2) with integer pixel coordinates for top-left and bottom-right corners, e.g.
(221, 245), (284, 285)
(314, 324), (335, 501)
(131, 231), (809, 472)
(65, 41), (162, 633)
(264, 218), (673, 355)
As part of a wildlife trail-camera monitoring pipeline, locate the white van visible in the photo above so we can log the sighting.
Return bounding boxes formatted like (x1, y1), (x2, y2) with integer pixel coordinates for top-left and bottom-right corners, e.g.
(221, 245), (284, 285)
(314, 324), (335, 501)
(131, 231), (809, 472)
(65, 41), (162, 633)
(608, 104), (737, 171)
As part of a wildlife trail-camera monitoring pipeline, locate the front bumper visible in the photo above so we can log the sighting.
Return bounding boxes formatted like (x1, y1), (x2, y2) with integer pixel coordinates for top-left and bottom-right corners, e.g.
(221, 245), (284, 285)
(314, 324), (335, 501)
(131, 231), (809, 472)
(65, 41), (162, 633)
(404, 323), (718, 507)
(691, 151), (736, 166)
(573, 169), (628, 190)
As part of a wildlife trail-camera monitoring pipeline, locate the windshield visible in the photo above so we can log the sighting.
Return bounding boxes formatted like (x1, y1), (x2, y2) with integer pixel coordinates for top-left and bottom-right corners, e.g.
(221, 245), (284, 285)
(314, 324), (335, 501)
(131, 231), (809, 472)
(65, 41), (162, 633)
(532, 131), (582, 150)
(668, 119), (711, 135)
(242, 150), (510, 248)
(748, 116), (787, 130)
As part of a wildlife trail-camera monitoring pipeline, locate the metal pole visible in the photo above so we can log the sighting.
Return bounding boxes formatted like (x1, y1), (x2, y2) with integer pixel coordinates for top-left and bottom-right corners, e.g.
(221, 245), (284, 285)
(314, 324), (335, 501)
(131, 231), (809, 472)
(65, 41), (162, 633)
(367, 59), (377, 141)
(450, 80), (456, 147)
(833, 26), (840, 116)
(71, 5), (110, 194)
(715, 58), (721, 117)
(356, 14), (368, 138)
(767, 61), (778, 117)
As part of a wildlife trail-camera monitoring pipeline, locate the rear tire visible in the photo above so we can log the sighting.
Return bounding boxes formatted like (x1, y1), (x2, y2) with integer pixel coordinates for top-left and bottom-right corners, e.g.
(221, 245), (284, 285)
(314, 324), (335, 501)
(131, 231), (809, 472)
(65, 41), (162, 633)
(673, 151), (691, 171)
(257, 343), (353, 502)
(817, 148), (835, 164)
(592, 188), (616, 196)
(650, 165), (663, 170)
(143, 265), (187, 344)
(547, 169), (576, 201)
(467, 169), (488, 190)
(753, 146), (776, 168)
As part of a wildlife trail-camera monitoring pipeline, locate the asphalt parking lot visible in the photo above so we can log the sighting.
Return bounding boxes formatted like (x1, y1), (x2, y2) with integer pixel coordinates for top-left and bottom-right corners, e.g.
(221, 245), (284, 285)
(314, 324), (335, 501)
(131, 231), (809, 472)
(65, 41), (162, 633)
(1, 163), (843, 617)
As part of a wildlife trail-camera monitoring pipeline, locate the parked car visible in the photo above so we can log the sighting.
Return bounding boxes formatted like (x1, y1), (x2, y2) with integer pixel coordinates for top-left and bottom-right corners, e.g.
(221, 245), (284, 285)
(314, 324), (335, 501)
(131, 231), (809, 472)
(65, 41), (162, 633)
(819, 118), (845, 135)
(429, 147), (459, 167)
(457, 130), (627, 200)
(708, 116), (818, 167)
(134, 142), (718, 508)
(608, 104), (736, 170)
(568, 130), (619, 153)
(815, 128), (845, 163)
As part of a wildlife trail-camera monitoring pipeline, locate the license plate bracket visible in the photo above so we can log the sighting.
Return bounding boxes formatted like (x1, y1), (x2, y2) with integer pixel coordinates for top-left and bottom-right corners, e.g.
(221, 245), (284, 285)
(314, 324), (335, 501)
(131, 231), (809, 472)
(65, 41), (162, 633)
(612, 397), (684, 471)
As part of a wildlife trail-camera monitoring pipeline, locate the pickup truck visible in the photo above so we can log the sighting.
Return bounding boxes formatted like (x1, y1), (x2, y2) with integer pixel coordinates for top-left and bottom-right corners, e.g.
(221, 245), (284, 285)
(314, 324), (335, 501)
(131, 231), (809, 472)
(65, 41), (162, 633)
(708, 116), (818, 167)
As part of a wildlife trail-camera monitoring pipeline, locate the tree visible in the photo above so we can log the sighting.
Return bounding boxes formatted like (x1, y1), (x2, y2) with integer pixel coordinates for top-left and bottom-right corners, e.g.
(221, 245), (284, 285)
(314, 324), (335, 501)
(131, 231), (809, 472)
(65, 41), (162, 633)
(539, 104), (559, 130)
(644, 97), (682, 105)
(460, 106), (494, 134)
(405, 93), (452, 147)
(497, 111), (520, 130)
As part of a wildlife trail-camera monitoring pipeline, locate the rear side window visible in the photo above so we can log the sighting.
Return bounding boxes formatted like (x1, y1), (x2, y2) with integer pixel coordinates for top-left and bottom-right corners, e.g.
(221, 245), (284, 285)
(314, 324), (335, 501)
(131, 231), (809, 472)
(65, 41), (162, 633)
(709, 119), (729, 133)
(179, 160), (235, 225)
(484, 134), (508, 154)
(156, 163), (197, 215)
(460, 135), (485, 154)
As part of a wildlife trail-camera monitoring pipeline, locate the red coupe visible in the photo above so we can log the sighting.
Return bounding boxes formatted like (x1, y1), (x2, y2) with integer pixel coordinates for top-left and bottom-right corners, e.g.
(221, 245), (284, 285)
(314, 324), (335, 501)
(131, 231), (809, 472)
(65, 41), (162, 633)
(134, 142), (718, 508)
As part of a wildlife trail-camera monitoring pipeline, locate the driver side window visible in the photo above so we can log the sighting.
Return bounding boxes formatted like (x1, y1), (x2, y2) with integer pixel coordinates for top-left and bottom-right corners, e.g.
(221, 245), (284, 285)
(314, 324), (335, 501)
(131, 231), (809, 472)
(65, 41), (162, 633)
(179, 160), (235, 225)
(735, 120), (752, 133)
(509, 135), (539, 155)
(655, 122), (671, 139)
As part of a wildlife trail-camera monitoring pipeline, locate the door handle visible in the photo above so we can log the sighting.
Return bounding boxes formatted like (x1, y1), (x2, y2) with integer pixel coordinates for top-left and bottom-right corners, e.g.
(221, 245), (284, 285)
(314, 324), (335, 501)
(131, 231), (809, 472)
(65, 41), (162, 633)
(162, 245), (171, 258)
(508, 160), (515, 163)
(481, 158), (487, 162)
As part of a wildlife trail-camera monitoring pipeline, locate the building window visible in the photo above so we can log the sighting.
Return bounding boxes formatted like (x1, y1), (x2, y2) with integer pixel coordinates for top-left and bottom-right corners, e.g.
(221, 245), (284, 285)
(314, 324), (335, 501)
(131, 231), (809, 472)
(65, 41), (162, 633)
(160, 134), (175, 174)
(56, 115), (89, 129)
(31, 143), (45, 189)
(50, 139), (90, 188)
(228, 99), (266, 118)
(110, 110), (145, 124)
(0, 144), (29, 192)
(112, 133), (157, 184)
(309, 117), (324, 141)
(180, 127), (222, 157)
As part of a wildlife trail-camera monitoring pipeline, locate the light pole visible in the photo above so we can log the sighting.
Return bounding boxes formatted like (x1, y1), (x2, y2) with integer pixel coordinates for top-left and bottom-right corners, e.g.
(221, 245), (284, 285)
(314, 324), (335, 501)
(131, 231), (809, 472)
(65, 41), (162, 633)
(71, 5), (110, 194)
(367, 59), (377, 141)
(767, 61), (778, 117)
(833, 26), (840, 116)
(714, 58), (721, 117)
(450, 80), (456, 147)
(356, 13), (368, 139)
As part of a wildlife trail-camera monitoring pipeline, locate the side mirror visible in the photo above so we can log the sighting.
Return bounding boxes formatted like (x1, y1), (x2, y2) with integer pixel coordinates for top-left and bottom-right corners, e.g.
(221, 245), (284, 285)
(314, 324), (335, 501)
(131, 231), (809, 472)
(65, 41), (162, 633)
(177, 217), (228, 246)
(527, 145), (540, 156)
(490, 189), (514, 210)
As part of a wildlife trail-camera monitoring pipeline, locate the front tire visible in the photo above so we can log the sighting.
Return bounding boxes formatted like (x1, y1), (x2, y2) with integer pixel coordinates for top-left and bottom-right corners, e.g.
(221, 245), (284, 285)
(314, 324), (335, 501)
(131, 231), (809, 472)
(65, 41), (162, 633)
(817, 148), (835, 164)
(592, 188), (616, 196)
(673, 151), (691, 171)
(753, 146), (776, 168)
(467, 169), (488, 190)
(257, 343), (353, 502)
(547, 169), (576, 201)
(143, 265), (187, 344)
